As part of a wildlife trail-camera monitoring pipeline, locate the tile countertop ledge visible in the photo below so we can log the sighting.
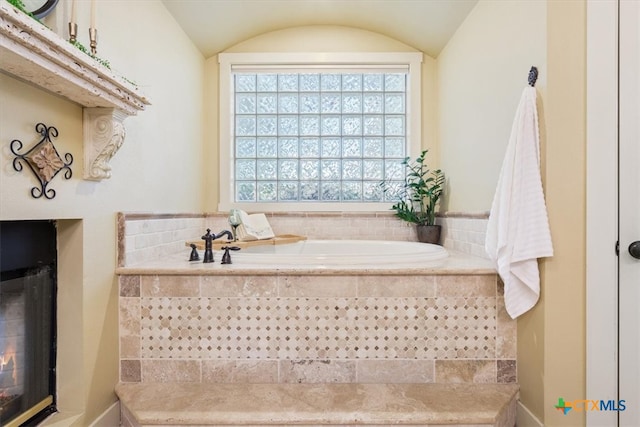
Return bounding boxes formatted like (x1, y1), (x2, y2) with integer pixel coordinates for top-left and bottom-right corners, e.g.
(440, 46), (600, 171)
(116, 249), (497, 276)
(116, 382), (518, 426)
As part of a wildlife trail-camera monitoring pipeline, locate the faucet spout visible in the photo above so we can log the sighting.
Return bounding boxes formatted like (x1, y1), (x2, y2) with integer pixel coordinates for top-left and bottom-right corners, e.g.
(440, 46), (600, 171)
(215, 230), (233, 241)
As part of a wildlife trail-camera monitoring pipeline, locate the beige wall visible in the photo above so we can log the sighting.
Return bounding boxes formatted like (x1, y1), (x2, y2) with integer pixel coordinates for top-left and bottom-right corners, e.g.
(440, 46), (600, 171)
(437, 1), (587, 426)
(437, 0), (547, 213)
(225, 25), (418, 53)
(0, 0), (204, 423)
(540, 0), (586, 425)
(1, 1), (589, 425)
(203, 25), (437, 211)
(509, 2), (587, 426)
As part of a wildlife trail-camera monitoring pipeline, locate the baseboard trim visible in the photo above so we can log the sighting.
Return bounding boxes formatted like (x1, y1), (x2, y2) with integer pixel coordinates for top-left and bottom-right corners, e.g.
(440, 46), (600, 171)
(517, 401), (544, 427)
(88, 401), (120, 427)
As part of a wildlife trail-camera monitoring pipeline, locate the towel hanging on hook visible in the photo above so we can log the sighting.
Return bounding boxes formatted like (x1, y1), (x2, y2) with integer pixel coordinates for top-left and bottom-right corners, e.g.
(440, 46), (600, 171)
(485, 71), (553, 318)
(528, 66), (538, 87)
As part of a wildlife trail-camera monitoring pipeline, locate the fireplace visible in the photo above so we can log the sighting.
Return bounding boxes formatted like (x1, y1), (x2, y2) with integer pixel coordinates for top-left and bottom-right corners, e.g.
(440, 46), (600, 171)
(0, 221), (56, 426)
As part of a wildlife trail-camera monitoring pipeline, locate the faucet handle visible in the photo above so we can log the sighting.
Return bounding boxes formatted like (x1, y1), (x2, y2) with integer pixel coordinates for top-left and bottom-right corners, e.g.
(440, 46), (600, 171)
(189, 243), (200, 261)
(220, 246), (241, 264)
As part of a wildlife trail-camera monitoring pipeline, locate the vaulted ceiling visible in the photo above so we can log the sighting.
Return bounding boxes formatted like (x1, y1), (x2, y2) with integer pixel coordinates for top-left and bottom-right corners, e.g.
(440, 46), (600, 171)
(161, 0), (478, 58)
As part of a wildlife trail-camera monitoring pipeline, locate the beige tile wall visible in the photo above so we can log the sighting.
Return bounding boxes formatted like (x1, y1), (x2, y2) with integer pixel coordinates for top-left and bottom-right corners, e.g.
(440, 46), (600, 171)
(118, 212), (503, 385)
(438, 214), (489, 259)
(119, 214), (207, 266)
(118, 212), (490, 265)
(119, 273), (516, 385)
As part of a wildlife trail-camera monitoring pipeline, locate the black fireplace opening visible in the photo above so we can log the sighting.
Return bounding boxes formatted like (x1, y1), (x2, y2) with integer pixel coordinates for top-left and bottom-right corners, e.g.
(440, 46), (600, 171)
(0, 220), (57, 426)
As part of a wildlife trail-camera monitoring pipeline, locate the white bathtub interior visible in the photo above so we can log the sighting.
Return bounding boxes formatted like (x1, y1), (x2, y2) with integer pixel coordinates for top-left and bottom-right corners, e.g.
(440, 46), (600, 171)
(227, 239), (449, 265)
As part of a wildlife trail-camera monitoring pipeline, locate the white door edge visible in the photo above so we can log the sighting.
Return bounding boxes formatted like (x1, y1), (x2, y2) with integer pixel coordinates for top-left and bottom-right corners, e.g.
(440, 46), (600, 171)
(586, 0), (619, 425)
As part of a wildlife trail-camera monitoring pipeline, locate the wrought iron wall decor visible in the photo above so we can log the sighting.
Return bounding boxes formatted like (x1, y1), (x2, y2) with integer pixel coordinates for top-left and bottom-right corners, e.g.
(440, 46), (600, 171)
(10, 123), (73, 199)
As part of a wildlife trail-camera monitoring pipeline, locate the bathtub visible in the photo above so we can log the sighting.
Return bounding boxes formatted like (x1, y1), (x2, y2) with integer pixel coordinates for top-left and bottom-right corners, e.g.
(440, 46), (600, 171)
(228, 239), (448, 266)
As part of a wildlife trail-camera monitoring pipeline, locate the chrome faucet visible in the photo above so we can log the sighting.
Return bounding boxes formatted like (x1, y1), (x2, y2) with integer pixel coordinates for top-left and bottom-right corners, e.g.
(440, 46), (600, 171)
(201, 229), (233, 263)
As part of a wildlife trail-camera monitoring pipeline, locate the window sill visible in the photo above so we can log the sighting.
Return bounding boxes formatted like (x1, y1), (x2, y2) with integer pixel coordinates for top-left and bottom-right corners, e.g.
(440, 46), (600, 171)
(218, 201), (396, 213)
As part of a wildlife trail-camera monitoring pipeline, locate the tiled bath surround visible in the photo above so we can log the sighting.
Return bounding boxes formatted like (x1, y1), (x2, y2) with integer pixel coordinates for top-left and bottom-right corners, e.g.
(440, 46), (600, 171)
(118, 211), (489, 266)
(438, 213), (490, 259)
(119, 273), (515, 385)
(117, 211), (509, 389)
(118, 214), (207, 266)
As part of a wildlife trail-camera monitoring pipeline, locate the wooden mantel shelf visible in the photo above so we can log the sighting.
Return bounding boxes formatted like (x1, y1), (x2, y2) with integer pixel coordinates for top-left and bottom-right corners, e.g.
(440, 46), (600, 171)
(0, 2), (151, 180)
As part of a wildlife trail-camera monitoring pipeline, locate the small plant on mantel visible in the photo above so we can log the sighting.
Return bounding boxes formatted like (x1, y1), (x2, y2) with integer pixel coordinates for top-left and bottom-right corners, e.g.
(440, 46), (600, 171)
(5, 0), (113, 70)
(380, 149), (445, 244)
(69, 39), (111, 69)
(6, 0), (36, 20)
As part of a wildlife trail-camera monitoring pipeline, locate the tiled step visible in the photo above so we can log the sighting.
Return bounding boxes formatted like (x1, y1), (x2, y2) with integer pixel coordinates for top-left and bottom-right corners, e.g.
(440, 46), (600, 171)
(116, 382), (518, 426)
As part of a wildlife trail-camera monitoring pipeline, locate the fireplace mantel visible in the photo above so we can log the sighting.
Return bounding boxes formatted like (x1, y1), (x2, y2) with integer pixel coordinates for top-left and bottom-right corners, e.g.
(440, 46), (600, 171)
(0, 3), (151, 181)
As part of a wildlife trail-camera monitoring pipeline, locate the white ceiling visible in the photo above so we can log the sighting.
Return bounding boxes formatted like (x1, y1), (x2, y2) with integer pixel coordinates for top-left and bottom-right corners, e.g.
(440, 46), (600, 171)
(161, 0), (478, 58)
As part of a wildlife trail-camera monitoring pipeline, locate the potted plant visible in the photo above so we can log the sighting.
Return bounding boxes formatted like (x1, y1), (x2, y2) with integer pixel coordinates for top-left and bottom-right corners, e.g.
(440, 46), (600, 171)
(380, 149), (445, 244)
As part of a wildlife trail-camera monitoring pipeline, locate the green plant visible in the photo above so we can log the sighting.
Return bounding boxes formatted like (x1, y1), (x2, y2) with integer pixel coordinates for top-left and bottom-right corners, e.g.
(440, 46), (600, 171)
(380, 149), (445, 226)
(69, 40), (111, 69)
(6, 0), (113, 70)
(6, 0), (37, 21)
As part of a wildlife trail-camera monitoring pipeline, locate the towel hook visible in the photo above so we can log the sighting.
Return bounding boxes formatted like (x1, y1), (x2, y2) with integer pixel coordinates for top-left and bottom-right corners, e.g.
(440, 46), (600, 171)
(528, 66), (538, 87)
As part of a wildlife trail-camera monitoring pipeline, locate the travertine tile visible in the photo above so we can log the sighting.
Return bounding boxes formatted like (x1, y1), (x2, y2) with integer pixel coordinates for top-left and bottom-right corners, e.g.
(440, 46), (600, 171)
(358, 275), (436, 297)
(436, 296), (496, 359)
(121, 256), (507, 385)
(115, 382), (518, 426)
(201, 275), (277, 297)
(121, 212), (493, 267)
(495, 396), (517, 427)
(138, 296), (496, 361)
(496, 299), (517, 359)
(278, 276), (357, 297)
(121, 360), (141, 382)
(435, 275), (496, 297)
(140, 275), (199, 297)
(119, 297), (140, 337)
(119, 402), (138, 427)
(141, 360), (201, 382)
(117, 213), (126, 267)
(279, 360), (356, 383)
(435, 360), (497, 383)
(497, 360), (517, 384)
(135, 233), (162, 250)
(202, 360), (278, 383)
(357, 360), (434, 383)
(120, 275), (140, 297)
(120, 336), (140, 359)
(439, 216), (489, 259)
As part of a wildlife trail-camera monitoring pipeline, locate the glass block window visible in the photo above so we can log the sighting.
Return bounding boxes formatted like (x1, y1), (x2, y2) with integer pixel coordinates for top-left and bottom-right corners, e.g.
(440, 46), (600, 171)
(218, 52), (422, 211)
(233, 72), (408, 203)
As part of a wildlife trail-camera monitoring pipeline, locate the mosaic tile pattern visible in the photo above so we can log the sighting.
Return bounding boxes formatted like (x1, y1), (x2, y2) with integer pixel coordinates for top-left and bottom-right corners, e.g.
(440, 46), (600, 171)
(120, 273), (516, 384)
(139, 296), (495, 360)
(118, 213), (512, 386)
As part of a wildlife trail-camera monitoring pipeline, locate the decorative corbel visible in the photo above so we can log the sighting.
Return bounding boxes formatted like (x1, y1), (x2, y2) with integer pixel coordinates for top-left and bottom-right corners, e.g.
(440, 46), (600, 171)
(1, 3), (150, 182)
(83, 107), (127, 180)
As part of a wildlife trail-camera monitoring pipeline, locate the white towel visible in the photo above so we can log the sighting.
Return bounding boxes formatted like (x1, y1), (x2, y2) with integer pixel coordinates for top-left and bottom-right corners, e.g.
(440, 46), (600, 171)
(485, 86), (553, 319)
(237, 210), (276, 241)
